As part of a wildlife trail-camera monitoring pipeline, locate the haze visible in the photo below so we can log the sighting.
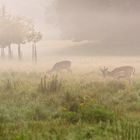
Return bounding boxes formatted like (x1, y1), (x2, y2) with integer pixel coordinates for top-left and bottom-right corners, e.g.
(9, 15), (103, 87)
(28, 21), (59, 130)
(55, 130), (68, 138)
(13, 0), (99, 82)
(0, 0), (139, 55)
(0, 0), (140, 69)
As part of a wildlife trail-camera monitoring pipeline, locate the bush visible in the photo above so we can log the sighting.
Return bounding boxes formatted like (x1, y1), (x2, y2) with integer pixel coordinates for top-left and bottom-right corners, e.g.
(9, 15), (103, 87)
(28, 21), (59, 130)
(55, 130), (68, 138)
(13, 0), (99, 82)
(59, 101), (116, 124)
(61, 112), (80, 124)
(61, 92), (81, 112)
(80, 104), (116, 123)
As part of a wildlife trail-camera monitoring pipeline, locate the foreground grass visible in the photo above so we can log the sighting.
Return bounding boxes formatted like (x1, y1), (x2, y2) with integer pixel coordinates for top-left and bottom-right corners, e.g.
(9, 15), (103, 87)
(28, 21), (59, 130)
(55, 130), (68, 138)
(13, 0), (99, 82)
(0, 71), (140, 139)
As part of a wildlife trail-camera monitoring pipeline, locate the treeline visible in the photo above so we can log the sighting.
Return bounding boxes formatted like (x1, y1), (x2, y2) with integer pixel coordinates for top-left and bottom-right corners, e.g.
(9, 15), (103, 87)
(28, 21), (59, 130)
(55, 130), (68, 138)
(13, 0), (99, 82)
(0, 7), (42, 62)
(55, 0), (140, 11)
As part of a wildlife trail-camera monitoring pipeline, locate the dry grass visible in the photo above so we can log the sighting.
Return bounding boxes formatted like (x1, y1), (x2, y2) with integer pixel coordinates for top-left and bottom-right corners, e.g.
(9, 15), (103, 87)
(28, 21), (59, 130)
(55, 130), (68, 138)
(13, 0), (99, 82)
(0, 56), (140, 139)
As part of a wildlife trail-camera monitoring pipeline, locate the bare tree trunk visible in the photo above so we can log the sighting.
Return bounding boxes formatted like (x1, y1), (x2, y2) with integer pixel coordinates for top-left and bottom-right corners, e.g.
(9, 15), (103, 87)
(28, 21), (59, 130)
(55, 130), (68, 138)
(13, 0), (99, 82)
(32, 43), (37, 64)
(32, 43), (35, 62)
(1, 48), (3, 58)
(34, 43), (37, 63)
(8, 44), (12, 59)
(18, 44), (22, 60)
(1, 47), (5, 59)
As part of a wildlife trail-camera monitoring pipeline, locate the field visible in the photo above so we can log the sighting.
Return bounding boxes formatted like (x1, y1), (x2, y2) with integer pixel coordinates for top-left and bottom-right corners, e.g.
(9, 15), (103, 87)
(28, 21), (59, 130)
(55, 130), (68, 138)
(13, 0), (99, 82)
(0, 57), (140, 140)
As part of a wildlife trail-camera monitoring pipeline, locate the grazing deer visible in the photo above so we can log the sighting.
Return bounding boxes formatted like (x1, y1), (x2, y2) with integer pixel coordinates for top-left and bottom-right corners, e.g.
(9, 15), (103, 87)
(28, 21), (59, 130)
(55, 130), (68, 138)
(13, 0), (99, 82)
(47, 60), (72, 74)
(100, 66), (135, 83)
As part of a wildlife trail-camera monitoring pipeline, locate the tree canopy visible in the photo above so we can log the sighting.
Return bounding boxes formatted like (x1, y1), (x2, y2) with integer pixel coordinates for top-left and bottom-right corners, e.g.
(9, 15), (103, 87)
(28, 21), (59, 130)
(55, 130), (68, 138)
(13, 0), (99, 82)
(0, 16), (13, 47)
(0, 15), (41, 48)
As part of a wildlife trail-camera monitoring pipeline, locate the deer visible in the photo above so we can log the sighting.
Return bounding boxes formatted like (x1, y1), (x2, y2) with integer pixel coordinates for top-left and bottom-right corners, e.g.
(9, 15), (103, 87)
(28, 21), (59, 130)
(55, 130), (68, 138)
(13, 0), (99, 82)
(47, 60), (72, 74)
(100, 66), (135, 83)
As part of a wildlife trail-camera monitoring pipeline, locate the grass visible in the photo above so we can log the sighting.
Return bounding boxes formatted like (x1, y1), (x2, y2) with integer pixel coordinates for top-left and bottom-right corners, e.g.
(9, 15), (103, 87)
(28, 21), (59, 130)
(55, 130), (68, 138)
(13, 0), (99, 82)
(0, 71), (140, 139)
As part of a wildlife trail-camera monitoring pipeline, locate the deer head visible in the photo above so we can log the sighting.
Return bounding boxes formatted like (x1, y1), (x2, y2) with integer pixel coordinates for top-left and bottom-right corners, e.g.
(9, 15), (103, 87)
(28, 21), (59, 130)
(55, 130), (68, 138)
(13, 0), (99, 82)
(100, 66), (109, 78)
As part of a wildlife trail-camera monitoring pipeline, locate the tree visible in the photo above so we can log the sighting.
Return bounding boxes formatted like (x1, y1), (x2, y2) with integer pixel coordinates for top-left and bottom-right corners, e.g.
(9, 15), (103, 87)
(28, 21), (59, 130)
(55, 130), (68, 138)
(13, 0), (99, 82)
(0, 6), (42, 61)
(11, 17), (34, 60)
(27, 31), (42, 63)
(0, 16), (13, 58)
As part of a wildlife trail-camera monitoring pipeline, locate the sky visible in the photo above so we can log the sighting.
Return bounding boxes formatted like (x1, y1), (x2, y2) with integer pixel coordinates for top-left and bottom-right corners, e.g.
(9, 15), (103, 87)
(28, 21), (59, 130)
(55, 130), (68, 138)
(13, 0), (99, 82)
(0, 0), (60, 40)
(51, 0), (140, 55)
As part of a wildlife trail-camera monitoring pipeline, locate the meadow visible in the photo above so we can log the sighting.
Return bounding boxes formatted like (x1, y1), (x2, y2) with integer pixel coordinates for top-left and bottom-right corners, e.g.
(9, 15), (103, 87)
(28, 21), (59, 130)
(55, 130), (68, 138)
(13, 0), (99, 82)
(0, 57), (140, 140)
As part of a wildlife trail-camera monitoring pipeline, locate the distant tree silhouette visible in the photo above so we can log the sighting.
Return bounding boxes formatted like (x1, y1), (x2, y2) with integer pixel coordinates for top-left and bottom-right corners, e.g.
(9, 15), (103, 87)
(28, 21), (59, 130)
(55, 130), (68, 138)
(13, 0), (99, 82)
(0, 16), (13, 58)
(0, 6), (13, 59)
(0, 6), (42, 61)
(11, 17), (34, 60)
(27, 31), (42, 63)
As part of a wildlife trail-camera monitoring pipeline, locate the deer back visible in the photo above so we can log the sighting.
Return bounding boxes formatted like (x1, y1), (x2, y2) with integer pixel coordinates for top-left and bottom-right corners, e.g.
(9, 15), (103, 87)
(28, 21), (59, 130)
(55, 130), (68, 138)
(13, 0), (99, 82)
(52, 60), (71, 71)
(109, 66), (134, 78)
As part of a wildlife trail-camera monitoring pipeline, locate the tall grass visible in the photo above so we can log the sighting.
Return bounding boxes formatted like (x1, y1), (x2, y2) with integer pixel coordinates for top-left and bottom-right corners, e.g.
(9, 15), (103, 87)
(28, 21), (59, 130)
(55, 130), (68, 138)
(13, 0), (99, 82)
(0, 71), (139, 139)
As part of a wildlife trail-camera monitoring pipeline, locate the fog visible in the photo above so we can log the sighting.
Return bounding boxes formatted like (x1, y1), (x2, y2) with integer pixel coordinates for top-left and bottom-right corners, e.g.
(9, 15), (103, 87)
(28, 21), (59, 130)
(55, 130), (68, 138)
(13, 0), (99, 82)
(1, 0), (140, 55)
(0, 0), (139, 67)
(1, 2), (140, 138)
(49, 0), (140, 55)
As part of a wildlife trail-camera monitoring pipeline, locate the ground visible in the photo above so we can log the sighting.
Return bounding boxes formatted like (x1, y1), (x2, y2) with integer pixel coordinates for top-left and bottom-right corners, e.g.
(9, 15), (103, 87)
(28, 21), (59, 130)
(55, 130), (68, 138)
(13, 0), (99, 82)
(0, 57), (140, 140)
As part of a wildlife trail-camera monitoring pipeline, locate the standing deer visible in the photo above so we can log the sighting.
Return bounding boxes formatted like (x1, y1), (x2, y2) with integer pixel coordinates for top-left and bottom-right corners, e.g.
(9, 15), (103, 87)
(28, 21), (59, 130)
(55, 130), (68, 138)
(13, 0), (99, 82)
(100, 66), (135, 83)
(47, 60), (72, 74)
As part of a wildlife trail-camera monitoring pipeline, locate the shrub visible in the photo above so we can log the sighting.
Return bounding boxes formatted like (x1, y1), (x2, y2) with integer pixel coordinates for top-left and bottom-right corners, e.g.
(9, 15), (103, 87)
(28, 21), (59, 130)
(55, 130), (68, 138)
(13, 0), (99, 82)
(80, 104), (116, 123)
(61, 112), (80, 124)
(60, 92), (85, 112)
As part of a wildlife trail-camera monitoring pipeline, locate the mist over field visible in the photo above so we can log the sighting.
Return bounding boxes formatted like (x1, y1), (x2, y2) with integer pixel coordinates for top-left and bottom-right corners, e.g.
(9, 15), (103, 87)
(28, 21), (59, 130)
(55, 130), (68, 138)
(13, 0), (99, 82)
(0, 0), (139, 57)
(47, 0), (140, 56)
(0, 0), (139, 76)
(0, 0), (139, 73)
(0, 1), (140, 140)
